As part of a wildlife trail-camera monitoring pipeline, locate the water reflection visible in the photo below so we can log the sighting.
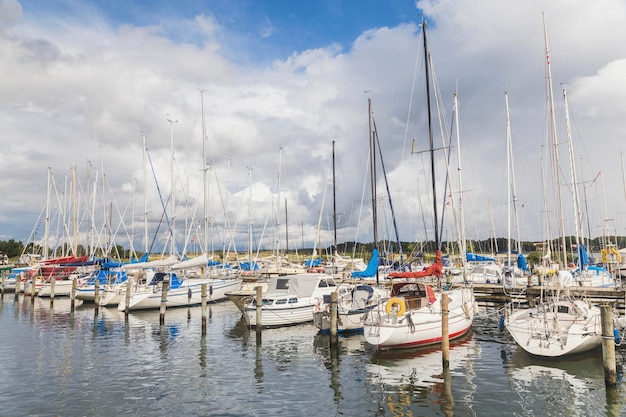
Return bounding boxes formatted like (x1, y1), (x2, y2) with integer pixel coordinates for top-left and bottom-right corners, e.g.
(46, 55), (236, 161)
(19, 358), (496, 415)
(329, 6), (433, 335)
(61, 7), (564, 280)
(504, 347), (609, 416)
(367, 333), (479, 416)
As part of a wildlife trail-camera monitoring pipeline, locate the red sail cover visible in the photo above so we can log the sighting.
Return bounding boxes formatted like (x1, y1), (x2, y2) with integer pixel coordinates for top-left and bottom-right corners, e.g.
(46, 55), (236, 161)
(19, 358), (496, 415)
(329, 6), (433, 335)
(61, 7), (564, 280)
(387, 250), (443, 279)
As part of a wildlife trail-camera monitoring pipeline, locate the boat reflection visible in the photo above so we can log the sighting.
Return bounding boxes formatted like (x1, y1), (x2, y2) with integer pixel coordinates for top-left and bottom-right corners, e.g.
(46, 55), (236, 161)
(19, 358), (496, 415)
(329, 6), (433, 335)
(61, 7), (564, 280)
(367, 332), (478, 387)
(504, 347), (607, 415)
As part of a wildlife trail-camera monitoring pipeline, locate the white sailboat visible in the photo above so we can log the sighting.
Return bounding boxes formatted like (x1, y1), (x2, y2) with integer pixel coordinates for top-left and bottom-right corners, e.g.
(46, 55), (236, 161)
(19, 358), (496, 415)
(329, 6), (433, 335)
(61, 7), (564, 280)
(363, 20), (475, 350)
(504, 14), (602, 357)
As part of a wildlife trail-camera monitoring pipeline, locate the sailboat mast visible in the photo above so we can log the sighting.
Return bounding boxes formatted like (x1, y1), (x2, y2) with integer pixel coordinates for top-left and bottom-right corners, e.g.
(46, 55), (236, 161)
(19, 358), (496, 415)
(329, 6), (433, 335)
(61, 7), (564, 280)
(332, 139), (338, 257)
(563, 87), (583, 267)
(200, 89), (209, 259)
(543, 13), (567, 268)
(142, 135), (149, 256)
(423, 20), (440, 251)
(453, 92), (467, 276)
(505, 93), (512, 267)
(368, 98), (379, 284)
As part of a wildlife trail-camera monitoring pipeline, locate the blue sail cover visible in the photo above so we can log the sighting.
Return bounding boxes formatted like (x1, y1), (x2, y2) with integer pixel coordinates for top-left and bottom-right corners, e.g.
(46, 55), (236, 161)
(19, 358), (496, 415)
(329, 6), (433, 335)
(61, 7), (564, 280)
(517, 253), (528, 271)
(351, 249), (379, 278)
(240, 261), (260, 271)
(102, 253), (149, 269)
(578, 245), (589, 266)
(466, 253), (495, 262)
(305, 258), (322, 267)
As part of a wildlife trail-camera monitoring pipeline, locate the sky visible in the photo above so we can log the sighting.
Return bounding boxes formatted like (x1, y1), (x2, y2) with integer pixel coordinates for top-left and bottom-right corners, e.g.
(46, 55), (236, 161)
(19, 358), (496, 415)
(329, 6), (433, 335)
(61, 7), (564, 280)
(1, 0), (625, 259)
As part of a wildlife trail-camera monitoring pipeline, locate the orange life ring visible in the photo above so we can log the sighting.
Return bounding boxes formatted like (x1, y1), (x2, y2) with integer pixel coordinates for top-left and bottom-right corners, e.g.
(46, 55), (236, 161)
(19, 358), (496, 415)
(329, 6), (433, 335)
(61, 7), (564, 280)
(385, 297), (406, 316)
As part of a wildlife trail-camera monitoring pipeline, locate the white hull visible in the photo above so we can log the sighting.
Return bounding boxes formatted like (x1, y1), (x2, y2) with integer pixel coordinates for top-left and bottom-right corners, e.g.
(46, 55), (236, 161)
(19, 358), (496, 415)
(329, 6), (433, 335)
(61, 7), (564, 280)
(244, 299), (317, 327)
(313, 284), (389, 333)
(505, 299), (602, 357)
(242, 273), (338, 328)
(118, 278), (242, 311)
(99, 285), (125, 306)
(37, 280), (73, 297)
(364, 287), (475, 350)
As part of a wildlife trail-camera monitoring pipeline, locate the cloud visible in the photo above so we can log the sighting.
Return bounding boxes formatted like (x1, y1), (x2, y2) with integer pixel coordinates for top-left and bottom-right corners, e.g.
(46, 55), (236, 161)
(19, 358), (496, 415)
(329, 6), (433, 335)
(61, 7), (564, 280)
(1, 0), (626, 258)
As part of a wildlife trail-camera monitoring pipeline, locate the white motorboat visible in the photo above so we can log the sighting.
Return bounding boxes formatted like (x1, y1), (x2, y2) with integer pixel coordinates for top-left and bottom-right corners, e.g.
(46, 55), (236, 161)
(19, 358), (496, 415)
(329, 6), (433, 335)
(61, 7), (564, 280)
(243, 273), (338, 327)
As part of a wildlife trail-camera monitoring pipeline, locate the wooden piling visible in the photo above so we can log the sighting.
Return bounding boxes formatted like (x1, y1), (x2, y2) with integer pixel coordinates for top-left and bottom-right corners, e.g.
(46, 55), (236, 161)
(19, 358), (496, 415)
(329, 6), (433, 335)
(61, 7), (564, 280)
(31, 277), (37, 303)
(14, 275), (20, 301)
(600, 304), (617, 387)
(1, 271), (6, 294)
(124, 279), (131, 318)
(159, 280), (169, 325)
(255, 285), (263, 338)
(201, 283), (207, 335)
(441, 292), (450, 368)
(50, 278), (55, 307)
(330, 291), (338, 345)
(93, 283), (100, 316)
(70, 277), (76, 312)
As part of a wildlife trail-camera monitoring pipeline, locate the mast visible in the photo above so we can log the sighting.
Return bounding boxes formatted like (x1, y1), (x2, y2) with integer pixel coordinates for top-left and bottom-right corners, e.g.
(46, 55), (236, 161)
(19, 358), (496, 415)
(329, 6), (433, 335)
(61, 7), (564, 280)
(368, 98), (379, 285)
(332, 139), (337, 267)
(505, 93), (512, 269)
(453, 92), (467, 278)
(167, 117), (178, 257)
(543, 12), (567, 268)
(142, 134), (149, 256)
(423, 20), (440, 252)
(200, 89), (209, 261)
(563, 87), (583, 269)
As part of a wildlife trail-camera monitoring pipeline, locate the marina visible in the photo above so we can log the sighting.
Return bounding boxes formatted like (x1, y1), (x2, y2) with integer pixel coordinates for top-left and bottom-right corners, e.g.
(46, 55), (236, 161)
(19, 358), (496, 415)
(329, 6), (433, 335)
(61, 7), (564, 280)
(1, 290), (626, 416)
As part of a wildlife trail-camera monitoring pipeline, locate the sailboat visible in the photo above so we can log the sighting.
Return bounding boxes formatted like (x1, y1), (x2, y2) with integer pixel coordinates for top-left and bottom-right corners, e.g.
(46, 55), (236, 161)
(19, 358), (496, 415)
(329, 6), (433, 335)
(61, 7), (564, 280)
(362, 20), (475, 350)
(504, 14), (602, 357)
(312, 134), (389, 334)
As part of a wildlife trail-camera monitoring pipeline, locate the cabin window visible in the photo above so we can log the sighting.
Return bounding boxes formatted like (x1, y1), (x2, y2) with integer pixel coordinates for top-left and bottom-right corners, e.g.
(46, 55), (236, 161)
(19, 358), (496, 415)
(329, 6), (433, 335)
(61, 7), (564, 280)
(557, 305), (569, 314)
(262, 299), (274, 306)
(275, 299), (287, 305)
(276, 279), (290, 290)
(288, 298), (298, 304)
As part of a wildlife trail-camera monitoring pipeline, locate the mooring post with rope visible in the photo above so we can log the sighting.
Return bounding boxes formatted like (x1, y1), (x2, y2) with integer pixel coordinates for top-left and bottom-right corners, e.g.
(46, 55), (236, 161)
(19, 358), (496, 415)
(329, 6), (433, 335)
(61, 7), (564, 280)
(600, 304), (617, 387)
(159, 278), (169, 325)
(201, 283), (207, 335)
(330, 291), (338, 345)
(441, 292), (450, 368)
(70, 277), (77, 312)
(255, 285), (263, 339)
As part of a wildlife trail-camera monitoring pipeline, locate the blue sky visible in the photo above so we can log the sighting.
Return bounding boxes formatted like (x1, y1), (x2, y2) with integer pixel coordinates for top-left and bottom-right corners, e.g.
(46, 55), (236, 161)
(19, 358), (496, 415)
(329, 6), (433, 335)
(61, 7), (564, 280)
(2, 0), (626, 258)
(20, 0), (422, 63)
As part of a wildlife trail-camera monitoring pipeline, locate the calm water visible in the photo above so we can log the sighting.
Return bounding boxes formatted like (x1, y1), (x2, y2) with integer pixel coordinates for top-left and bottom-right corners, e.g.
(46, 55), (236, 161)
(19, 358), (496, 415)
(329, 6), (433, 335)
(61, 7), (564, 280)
(1, 294), (625, 417)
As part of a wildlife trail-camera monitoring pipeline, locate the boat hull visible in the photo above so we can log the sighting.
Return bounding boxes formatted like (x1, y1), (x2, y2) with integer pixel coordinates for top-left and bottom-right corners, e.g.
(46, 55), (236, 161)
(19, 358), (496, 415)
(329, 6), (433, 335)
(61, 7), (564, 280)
(118, 278), (242, 311)
(505, 300), (602, 357)
(363, 287), (475, 350)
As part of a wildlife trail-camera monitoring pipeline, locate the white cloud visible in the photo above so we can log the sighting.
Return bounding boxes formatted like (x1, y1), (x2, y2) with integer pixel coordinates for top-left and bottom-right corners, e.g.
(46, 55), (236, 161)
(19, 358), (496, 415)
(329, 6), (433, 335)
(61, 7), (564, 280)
(1, 0), (626, 257)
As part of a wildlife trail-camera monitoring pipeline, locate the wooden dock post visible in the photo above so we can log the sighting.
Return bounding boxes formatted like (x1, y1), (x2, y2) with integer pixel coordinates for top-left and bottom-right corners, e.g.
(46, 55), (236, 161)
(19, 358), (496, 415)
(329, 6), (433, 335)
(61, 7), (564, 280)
(124, 279), (131, 318)
(255, 285), (263, 339)
(330, 291), (338, 346)
(159, 279), (169, 325)
(93, 283), (100, 316)
(1, 271), (6, 295)
(14, 275), (20, 301)
(201, 283), (207, 335)
(70, 277), (76, 312)
(441, 292), (450, 368)
(31, 277), (37, 303)
(600, 304), (617, 387)
(50, 278), (55, 307)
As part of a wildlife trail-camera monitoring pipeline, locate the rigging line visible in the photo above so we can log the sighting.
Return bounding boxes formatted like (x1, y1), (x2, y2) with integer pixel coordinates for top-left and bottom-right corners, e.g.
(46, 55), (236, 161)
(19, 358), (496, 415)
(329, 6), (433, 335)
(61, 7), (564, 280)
(145, 147), (179, 258)
(372, 117), (403, 265)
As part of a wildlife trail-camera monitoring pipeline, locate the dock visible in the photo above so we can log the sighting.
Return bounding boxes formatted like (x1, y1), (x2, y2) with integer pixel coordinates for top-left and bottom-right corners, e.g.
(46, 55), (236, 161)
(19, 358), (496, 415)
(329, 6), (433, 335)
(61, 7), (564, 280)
(469, 283), (626, 312)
